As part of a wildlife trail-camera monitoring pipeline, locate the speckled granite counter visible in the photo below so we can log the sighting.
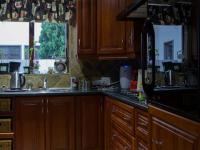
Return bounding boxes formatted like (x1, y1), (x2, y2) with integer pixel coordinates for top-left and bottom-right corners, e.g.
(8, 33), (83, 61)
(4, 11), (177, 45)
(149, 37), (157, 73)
(0, 88), (148, 110)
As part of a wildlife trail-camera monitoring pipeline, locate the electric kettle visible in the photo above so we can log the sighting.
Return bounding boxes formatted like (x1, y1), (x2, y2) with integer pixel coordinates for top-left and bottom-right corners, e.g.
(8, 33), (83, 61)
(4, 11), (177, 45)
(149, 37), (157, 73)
(10, 71), (26, 89)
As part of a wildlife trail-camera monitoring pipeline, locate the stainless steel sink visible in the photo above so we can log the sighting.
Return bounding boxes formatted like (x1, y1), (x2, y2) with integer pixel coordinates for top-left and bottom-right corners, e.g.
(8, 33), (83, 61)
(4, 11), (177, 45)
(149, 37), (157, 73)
(29, 87), (72, 93)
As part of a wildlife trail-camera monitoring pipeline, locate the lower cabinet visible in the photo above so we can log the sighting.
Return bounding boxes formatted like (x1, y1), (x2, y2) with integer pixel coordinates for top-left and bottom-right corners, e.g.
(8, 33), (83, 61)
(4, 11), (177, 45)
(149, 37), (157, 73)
(75, 95), (104, 150)
(149, 105), (200, 150)
(104, 96), (135, 150)
(111, 121), (135, 150)
(15, 95), (103, 150)
(15, 96), (75, 150)
(15, 97), (45, 150)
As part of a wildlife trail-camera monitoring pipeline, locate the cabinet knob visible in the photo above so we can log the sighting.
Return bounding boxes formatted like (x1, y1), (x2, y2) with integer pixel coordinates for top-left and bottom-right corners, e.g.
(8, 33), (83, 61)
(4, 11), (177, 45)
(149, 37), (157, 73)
(123, 116), (131, 122)
(78, 39), (81, 47)
(152, 139), (163, 145)
(112, 133), (117, 140)
(122, 40), (124, 47)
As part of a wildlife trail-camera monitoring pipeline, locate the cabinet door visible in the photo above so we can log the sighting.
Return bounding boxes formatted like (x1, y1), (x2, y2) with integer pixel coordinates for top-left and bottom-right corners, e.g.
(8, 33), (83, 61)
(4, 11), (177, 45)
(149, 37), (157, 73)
(104, 97), (112, 150)
(15, 97), (45, 150)
(77, 0), (97, 57)
(152, 117), (198, 150)
(110, 121), (135, 150)
(46, 96), (75, 150)
(76, 96), (103, 150)
(97, 0), (126, 54)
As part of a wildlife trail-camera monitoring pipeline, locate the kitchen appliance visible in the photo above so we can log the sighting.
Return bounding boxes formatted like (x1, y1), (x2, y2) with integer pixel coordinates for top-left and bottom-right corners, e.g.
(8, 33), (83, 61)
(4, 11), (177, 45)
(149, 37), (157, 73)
(120, 65), (132, 90)
(10, 71), (25, 89)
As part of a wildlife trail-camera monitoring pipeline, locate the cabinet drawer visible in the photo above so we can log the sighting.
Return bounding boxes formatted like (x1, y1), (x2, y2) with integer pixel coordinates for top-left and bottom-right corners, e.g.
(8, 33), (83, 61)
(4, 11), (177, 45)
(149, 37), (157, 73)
(135, 109), (149, 140)
(135, 136), (149, 150)
(0, 99), (11, 112)
(111, 121), (135, 150)
(0, 119), (12, 132)
(111, 100), (134, 135)
(0, 140), (12, 150)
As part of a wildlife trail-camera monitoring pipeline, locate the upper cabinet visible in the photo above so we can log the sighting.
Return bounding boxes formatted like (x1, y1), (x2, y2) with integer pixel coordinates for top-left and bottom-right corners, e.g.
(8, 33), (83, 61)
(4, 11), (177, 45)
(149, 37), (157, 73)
(97, 0), (126, 55)
(77, 0), (143, 59)
(77, 0), (97, 57)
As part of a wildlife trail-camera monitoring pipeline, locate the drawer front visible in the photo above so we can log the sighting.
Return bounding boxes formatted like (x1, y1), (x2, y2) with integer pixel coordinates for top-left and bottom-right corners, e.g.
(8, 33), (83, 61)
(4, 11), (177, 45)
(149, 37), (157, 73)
(111, 102), (134, 135)
(135, 109), (149, 138)
(0, 99), (11, 112)
(111, 121), (134, 150)
(0, 140), (12, 150)
(135, 136), (149, 150)
(0, 119), (12, 132)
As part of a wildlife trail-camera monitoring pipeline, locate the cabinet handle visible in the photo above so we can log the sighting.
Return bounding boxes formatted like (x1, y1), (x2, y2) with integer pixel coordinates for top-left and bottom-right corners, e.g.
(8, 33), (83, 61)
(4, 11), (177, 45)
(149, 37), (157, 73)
(138, 121), (148, 126)
(112, 107), (117, 113)
(122, 39), (124, 47)
(129, 28), (133, 47)
(78, 39), (81, 47)
(123, 116), (131, 121)
(42, 99), (44, 114)
(152, 139), (163, 145)
(112, 134), (117, 140)
(46, 99), (49, 114)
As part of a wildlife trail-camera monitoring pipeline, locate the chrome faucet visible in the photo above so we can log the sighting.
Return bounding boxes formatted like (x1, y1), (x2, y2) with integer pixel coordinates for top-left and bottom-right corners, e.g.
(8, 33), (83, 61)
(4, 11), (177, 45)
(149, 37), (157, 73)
(43, 77), (48, 89)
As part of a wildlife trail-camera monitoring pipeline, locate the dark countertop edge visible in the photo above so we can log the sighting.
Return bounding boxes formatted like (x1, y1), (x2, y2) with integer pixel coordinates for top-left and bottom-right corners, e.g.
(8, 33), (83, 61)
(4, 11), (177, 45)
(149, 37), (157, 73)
(103, 91), (148, 111)
(149, 100), (200, 123)
(0, 90), (148, 111)
(0, 91), (101, 97)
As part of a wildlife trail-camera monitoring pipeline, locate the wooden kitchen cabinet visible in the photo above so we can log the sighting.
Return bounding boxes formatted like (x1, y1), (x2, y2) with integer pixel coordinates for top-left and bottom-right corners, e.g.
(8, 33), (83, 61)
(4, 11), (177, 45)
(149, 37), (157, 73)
(46, 96), (75, 150)
(77, 0), (142, 59)
(149, 105), (200, 150)
(15, 97), (45, 150)
(75, 95), (103, 150)
(135, 108), (150, 150)
(15, 96), (75, 150)
(97, 0), (126, 55)
(104, 96), (135, 150)
(77, 0), (97, 58)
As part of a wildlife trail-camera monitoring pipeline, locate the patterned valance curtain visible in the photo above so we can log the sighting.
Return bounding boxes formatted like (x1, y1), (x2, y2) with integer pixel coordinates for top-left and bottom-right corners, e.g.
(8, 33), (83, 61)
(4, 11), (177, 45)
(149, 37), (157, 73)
(0, 0), (76, 24)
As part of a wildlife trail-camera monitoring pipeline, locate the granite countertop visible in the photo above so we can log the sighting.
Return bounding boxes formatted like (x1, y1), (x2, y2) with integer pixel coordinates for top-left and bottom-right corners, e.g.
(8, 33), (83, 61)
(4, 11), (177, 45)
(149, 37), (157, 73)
(0, 88), (148, 111)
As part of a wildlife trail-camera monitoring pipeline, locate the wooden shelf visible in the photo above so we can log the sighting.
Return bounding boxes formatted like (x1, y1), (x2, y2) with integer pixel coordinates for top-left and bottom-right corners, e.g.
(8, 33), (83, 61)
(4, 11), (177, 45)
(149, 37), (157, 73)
(0, 133), (14, 139)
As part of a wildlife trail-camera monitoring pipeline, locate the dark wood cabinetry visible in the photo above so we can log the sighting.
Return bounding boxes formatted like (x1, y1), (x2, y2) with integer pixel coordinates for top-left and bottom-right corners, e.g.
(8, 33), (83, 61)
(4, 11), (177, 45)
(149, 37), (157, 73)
(135, 108), (150, 150)
(77, 0), (142, 59)
(46, 97), (75, 150)
(75, 95), (103, 150)
(15, 96), (75, 150)
(104, 96), (135, 150)
(97, 0), (126, 55)
(15, 95), (103, 150)
(149, 105), (200, 150)
(0, 98), (14, 150)
(77, 0), (97, 57)
(15, 97), (45, 150)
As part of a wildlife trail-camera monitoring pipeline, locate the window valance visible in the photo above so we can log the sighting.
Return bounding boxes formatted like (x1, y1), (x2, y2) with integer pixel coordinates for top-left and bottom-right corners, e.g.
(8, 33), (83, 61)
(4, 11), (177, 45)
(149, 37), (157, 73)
(0, 0), (76, 23)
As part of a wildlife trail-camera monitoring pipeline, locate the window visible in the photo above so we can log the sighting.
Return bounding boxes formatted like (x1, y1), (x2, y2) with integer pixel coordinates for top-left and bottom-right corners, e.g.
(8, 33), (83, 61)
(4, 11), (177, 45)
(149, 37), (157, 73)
(0, 21), (68, 74)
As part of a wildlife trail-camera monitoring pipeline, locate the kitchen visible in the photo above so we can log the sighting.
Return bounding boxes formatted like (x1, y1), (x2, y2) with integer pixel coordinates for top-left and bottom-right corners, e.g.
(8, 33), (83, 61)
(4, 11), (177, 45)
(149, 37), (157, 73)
(0, 0), (200, 150)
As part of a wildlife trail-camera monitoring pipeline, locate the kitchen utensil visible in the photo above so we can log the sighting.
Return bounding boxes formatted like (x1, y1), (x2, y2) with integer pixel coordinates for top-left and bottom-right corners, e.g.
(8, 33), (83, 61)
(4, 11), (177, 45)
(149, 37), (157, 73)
(10, 71), (25, 89)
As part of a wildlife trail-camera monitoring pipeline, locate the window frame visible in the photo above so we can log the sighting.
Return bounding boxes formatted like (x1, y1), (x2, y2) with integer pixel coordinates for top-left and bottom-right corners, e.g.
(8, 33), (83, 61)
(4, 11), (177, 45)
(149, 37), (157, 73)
(29, 22), (69, 74)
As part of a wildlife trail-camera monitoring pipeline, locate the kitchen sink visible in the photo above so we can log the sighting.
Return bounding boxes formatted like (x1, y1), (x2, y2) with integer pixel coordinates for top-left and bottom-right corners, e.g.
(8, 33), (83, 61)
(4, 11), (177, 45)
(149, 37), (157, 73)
(29, 87), (72, 93)
(1, 87), (72, 93)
